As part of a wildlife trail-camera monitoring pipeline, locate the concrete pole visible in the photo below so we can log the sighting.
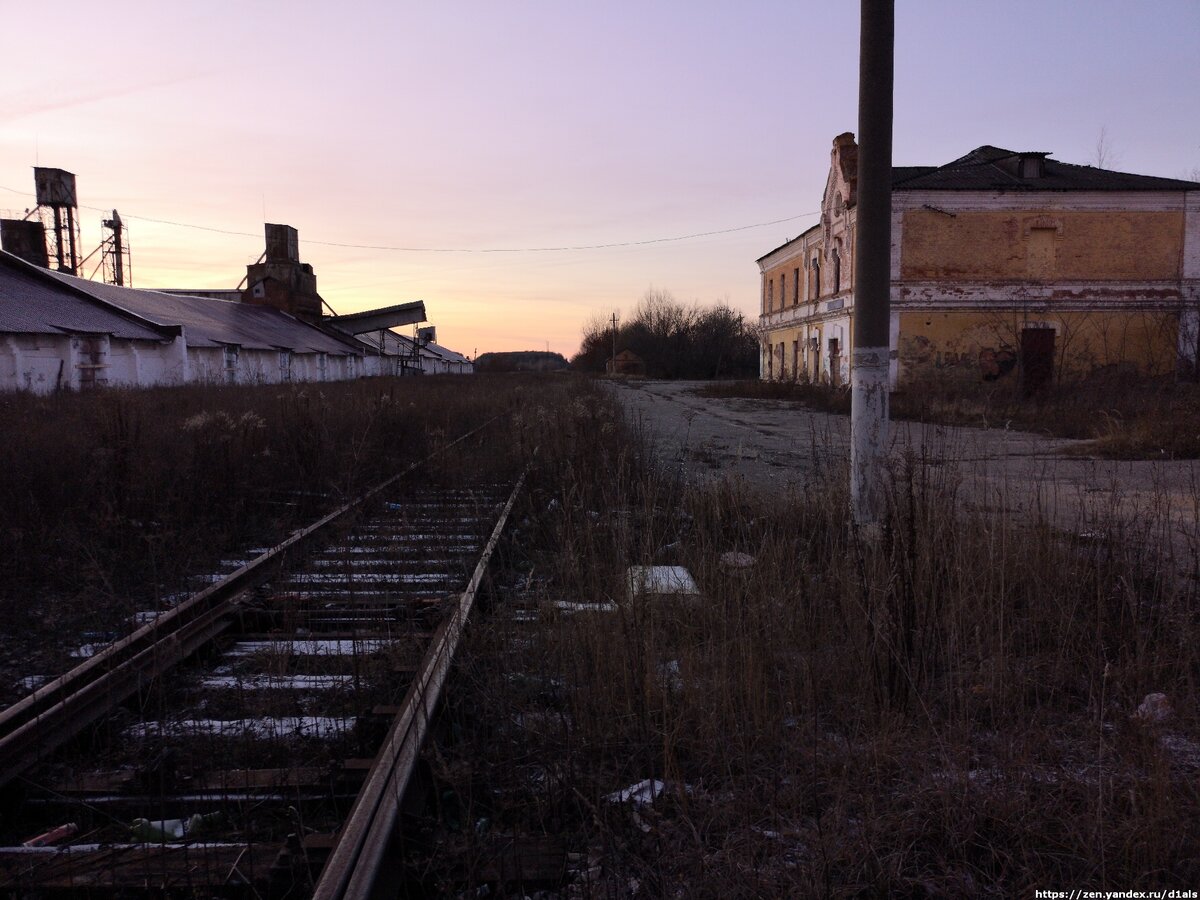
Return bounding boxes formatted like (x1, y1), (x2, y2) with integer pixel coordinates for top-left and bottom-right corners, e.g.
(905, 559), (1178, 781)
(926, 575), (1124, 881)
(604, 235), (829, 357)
(611, 312), (618, 374)
(850, 0), (894, 530)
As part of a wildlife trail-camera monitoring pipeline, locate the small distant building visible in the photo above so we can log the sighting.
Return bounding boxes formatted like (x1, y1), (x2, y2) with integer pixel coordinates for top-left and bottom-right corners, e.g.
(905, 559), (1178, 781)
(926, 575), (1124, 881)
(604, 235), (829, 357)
(758, 133), (1200, 390)
(607, 349), (645, 376)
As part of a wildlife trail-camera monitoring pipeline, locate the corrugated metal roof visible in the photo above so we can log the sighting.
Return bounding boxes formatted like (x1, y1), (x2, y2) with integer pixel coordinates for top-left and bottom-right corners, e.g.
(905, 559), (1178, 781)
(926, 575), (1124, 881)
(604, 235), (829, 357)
(354, 329), (418, 357)
(894, 146), (1200, 192)
(0, 252), (168, 340)
(38, 268), (359, 354)
(425, 342), (471, 365)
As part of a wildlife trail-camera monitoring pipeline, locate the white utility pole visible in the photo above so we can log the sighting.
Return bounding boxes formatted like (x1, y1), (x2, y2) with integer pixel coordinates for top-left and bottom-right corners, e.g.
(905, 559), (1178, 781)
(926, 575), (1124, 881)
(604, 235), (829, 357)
(850, 0), (894, 530)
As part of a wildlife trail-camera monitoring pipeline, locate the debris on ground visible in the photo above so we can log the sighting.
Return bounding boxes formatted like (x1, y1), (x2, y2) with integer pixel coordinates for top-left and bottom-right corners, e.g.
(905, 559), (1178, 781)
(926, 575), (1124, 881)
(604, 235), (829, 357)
(626, 565), (699, 601)
(1134, 692), (1172, 724)
(718, 551), (755, 571)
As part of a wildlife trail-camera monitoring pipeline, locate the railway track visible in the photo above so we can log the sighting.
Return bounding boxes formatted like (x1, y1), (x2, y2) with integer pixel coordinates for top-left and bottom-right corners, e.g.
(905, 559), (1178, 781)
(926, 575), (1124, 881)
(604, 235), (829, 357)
(0, 446), (527, 898)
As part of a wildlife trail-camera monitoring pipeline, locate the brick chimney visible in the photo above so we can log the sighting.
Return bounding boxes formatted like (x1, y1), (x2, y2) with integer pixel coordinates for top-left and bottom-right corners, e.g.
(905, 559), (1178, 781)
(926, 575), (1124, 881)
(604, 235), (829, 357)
(242, 224), (323, 320)
(831, 132), (859, 207)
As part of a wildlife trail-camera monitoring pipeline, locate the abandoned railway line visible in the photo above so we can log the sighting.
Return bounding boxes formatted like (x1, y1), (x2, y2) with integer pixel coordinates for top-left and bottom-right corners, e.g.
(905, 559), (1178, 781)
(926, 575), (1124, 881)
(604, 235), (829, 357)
(0, 438), (527, 898)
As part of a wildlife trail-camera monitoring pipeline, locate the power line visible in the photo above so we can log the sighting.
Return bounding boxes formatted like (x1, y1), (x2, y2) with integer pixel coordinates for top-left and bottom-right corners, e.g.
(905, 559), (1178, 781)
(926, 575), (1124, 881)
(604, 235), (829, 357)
(0, 183), (818, 253)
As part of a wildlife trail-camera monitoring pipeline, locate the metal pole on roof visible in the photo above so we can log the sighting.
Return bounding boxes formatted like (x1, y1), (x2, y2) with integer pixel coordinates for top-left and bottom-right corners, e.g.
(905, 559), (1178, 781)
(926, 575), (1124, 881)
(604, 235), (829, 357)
(850, 0), (894, 533)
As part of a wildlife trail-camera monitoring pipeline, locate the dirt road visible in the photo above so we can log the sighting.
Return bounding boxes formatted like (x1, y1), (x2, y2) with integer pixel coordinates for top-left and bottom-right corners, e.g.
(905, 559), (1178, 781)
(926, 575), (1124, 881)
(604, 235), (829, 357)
(609, 379), (1200, 564)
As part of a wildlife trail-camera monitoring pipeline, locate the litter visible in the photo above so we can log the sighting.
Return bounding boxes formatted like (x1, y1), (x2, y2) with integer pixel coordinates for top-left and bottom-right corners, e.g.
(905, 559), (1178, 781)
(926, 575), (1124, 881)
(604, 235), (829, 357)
(1134, 692), (1172, 724)
(719, 551), (755, 570)
(130, 812), (221, 842)
(605, 779), (665, 807)
(626, 566), (699, 601)
(22, 823), (77, 847)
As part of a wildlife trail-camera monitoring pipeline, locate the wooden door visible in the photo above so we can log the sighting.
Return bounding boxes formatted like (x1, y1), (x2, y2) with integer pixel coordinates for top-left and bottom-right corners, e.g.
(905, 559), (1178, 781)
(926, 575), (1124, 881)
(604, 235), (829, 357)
(1020, 327), (1055, 396)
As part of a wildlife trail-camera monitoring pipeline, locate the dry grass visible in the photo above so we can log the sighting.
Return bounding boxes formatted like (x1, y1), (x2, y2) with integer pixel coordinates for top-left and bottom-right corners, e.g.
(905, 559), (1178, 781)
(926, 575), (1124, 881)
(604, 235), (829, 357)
(0, 375), (553, 700)
(438, 383), (1200, 897)
(7, 374), (1199, 894)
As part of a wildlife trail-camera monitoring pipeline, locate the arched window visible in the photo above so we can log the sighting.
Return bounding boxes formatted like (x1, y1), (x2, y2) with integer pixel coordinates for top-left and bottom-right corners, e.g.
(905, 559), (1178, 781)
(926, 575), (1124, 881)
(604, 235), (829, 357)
(832, 247), (842, 294)
(811, 258), (821, 298)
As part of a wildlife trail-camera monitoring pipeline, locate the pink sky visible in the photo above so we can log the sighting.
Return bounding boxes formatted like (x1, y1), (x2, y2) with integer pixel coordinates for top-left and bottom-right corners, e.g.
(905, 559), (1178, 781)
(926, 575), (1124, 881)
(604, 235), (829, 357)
(2, 1), (1198, 358)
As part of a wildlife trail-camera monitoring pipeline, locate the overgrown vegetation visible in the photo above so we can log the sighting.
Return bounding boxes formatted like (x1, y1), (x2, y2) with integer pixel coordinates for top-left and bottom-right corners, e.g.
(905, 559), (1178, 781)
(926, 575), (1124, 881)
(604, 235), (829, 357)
(572, 289), (758, 379)
(0, 375), (545, 698)
(432, 381), (1200, 897)
(7, 374), (1199, 893)
(697, 374), (1200, 458)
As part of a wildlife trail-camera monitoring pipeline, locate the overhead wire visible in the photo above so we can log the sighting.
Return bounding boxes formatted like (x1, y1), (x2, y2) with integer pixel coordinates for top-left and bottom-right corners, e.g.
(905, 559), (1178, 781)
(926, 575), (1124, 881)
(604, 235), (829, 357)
(0, 183), (819, 254)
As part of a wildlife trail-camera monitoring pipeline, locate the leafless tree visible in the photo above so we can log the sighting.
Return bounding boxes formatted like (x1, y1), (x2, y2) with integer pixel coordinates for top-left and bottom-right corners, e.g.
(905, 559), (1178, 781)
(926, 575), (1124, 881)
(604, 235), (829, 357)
(1093, 126), (1119, 170)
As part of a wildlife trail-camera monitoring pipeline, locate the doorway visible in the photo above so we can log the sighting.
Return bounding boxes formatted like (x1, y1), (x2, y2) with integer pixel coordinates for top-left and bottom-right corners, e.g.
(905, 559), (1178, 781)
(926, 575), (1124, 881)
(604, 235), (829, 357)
(1020, 327), (1055, 396)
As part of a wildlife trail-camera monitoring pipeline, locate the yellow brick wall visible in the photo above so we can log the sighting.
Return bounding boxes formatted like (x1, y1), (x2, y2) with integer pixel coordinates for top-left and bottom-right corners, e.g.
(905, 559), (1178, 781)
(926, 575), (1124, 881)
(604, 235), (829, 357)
(900, 210), (1184, 281)
(898, 310), (1179, 384)
(761, 258), (807, 314)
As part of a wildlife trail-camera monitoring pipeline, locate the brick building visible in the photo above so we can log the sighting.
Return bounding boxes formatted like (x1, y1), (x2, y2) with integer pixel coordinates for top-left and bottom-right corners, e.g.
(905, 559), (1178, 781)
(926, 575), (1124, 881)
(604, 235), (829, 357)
(757, 133), (1200, 391)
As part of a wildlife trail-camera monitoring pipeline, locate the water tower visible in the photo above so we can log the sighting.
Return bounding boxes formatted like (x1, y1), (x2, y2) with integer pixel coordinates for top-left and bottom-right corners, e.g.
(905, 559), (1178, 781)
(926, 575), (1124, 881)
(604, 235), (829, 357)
(34, 167), (80, 274)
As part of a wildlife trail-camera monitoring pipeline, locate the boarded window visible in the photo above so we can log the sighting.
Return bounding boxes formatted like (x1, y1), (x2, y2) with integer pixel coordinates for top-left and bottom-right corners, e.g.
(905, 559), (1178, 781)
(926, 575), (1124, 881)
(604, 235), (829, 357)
(1027, 227), (1057, 278)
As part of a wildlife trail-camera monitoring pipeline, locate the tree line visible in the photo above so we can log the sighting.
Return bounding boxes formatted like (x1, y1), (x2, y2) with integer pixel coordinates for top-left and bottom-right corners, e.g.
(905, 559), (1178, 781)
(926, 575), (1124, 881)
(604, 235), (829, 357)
(571, 289), (759, 379)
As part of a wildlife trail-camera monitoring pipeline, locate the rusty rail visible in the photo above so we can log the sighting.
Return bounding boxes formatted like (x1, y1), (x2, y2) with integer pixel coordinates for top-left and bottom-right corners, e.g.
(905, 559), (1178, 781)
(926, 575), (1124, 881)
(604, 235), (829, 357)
(311, 466), (527, 900)
(0, 417), (503, 791)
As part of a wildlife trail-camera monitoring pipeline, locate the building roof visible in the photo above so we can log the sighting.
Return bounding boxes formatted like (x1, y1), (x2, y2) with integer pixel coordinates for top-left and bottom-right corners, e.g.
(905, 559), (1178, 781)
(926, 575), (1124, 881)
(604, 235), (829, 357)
(756, 221), (822, 264)
(893, 146), (1200, 192)
(326, 301), (427, 335)
(424, 342), (471, 365)
(37, 267), (359, 354)
(0, 250), (170, 340)
(354, 328), (419, 358)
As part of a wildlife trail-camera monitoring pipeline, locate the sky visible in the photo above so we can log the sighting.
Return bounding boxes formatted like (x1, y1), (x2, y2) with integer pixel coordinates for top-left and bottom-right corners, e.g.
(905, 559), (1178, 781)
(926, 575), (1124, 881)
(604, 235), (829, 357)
(2, 0), (1198, 359)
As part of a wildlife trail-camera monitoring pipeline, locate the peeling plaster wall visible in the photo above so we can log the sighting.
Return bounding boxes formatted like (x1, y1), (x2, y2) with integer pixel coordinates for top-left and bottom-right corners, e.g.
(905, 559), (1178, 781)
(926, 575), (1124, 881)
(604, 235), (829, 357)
(901, 209), (1183, 281)
(898, 309), (1178, 385)
(1, 334), (72, 392)
(0, 334), (192, 394)
(760, 152), (1199, 386)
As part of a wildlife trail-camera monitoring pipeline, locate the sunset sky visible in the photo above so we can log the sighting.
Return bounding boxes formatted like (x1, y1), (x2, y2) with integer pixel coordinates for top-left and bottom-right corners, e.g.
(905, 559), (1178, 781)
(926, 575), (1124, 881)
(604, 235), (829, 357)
(2, 1), (1198, 359)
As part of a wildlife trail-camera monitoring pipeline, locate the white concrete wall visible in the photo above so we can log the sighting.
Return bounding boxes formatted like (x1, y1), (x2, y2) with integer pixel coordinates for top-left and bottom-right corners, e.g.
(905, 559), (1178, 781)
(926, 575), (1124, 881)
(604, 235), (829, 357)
(0, 334), (194, 394)
(2, 334), (72, 392)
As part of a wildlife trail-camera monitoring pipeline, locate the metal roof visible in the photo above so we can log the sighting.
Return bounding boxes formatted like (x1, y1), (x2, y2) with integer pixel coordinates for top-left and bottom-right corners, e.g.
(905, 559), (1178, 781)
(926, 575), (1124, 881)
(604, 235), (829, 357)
(893, 146), (1200, 192)
(424, 342), (471, 365)
(326, 301), (427, 335)
(38, 268), (360, 354)
(756, 221), (822, 264)
(0, 251), (169, 340)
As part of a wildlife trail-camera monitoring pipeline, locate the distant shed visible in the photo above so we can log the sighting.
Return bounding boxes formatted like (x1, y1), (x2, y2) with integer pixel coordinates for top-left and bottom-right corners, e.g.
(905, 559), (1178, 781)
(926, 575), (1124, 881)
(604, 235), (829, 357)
(607, 349), (645, 376)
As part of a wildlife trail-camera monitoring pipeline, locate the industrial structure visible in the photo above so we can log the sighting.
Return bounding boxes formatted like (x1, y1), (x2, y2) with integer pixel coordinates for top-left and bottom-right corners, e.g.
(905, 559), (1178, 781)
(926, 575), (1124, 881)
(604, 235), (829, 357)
(758, 134), (1200, 390)
(0, 170), (474, 392)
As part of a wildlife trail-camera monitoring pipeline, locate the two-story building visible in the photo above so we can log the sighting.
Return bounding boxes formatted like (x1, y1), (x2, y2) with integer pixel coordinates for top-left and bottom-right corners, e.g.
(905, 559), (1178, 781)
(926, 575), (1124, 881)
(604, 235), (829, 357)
(758, 133), (1200, 391)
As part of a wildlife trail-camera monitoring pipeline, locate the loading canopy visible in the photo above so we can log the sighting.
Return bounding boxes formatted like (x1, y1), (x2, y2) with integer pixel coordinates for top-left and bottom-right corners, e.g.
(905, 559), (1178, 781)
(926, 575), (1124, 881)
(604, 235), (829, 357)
(325, 301), (427, 335)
